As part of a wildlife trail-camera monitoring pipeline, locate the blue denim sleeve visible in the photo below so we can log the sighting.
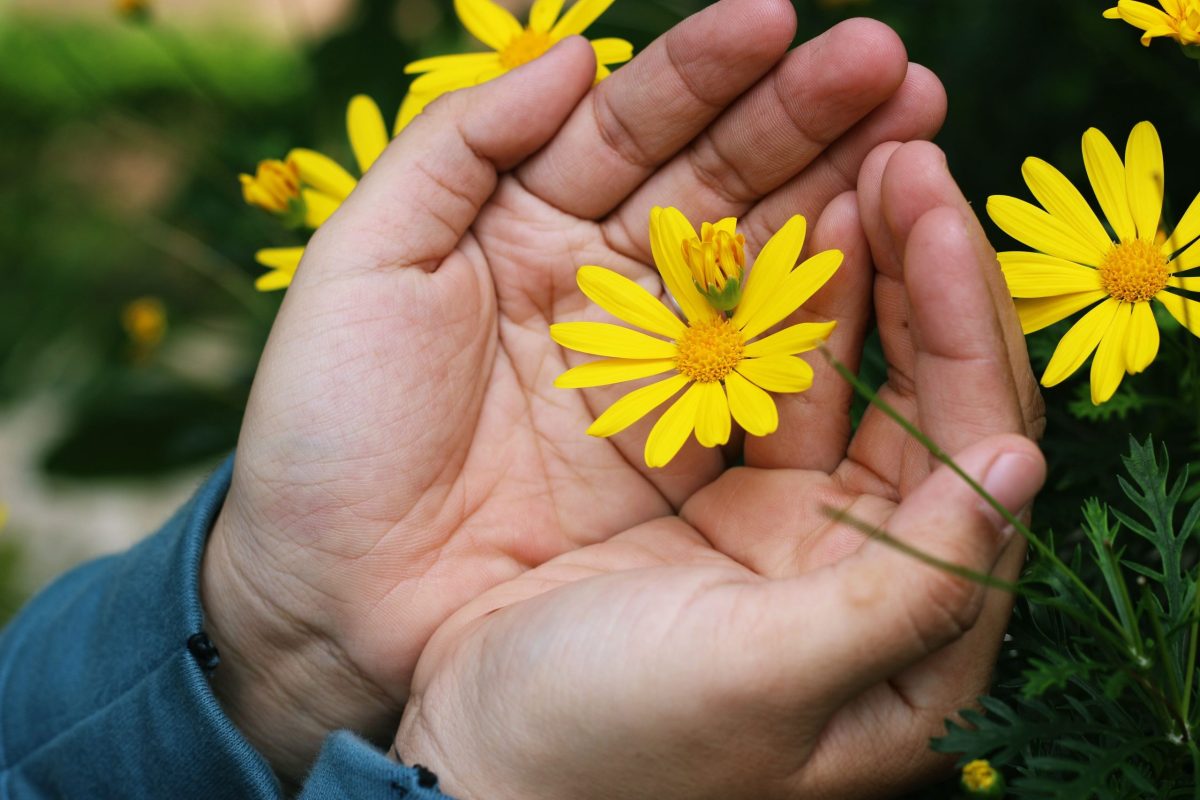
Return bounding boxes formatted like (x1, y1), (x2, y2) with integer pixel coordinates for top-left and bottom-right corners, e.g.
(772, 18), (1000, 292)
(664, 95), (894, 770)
(0, 457), (454, 800)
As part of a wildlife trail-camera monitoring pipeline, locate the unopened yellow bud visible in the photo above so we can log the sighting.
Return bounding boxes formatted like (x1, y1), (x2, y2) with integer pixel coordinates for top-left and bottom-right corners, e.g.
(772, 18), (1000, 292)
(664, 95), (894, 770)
(121, 297), (167, 348)
(961, 760), (1004, 797)
(682, 221), (746, 312)
(240, 158), (303, 218)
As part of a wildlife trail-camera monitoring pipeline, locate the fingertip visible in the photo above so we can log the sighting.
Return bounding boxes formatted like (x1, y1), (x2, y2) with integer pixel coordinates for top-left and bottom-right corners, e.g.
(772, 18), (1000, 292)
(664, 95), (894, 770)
(901, 63), (948, 137)
(828, 17), (909, 93)
(738, 0), (798, 56)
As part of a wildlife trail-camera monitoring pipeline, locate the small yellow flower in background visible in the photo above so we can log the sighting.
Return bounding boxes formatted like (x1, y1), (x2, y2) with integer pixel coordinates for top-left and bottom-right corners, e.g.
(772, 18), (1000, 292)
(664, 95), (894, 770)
(0, 504), (8, 533)
(239, 158), (304, 225)
(961, 760), (1005, 797)
(987, 121), (1200, 405)
(121, 297), (167, 349)
(551, 207), (840, 468)
(114, 0), (152, 22)
(247, 95), (391, 291)
(397, 0), (633, 132)
(1104, 0), (1200, 47)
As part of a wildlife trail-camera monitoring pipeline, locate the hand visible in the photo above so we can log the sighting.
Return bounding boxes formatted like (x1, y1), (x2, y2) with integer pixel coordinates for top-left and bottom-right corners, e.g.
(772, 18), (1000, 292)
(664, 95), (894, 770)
(200, 0), (947, 781)
(391, 142), (1046, 800)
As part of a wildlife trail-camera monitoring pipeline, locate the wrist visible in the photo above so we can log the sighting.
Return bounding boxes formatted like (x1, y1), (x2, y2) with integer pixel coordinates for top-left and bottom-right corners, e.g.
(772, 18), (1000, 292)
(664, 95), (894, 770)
(201, 502), (400, 786)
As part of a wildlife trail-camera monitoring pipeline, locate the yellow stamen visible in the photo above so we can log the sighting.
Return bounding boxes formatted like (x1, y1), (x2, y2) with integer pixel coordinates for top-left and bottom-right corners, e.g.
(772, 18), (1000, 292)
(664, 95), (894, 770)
(961, 760), (999, 793)
(1099, 239), (1169, 303)
(675, 317), (745, 383)
(240, 158), (302, 215)
(499, 29), (553, 69)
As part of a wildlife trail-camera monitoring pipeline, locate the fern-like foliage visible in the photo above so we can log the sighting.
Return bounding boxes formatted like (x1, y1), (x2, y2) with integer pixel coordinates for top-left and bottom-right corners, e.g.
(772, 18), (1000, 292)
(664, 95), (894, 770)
(933, 437), (1200, 799)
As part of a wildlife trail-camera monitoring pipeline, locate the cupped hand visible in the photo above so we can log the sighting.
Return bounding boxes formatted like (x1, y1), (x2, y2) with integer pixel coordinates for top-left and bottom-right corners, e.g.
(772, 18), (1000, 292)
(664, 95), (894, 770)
(200, 0), (949, 780)
(392, 142), (1046, 799)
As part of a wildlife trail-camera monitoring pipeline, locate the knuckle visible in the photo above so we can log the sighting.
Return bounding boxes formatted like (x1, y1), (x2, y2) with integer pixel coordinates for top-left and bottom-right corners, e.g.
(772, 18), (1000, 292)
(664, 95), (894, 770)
(590, 87), (657, 171)
(904, 565), (982, 653)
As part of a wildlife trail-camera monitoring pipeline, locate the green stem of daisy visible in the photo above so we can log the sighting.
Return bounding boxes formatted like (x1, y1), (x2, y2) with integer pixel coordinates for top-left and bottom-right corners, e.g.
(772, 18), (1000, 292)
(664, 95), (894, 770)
(820, 347), (1128, 639)
(821, 505), (1023, 593)
(1181, 570), (1200, 724)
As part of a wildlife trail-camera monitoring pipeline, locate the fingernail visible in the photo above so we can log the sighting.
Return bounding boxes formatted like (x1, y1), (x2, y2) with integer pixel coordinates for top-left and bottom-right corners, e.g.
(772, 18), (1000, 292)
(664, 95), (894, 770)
(980, 453), (1039, 536)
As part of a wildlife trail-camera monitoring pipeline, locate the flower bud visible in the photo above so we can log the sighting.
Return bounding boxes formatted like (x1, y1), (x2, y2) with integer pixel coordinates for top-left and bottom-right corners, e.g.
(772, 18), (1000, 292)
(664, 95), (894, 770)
(682, 221), (746, 312)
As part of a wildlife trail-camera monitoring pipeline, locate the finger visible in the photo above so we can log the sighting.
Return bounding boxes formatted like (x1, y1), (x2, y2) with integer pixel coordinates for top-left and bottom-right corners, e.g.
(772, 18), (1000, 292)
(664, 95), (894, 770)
(736, 62), (946, 255)
(739, 434), (1044, 715)
(865, 141), (1044, 440)
(305, 37), (596, 277)
(744, 191), (872, 472)
(602, 18), (909, 250)
(516, 0), (798, 219)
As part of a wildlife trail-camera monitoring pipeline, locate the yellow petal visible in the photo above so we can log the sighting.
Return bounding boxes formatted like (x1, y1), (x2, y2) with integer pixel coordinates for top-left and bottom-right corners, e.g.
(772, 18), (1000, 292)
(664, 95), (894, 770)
(644, 382), (703, 468)
(529, 0), (564, 32)
(986, 195), (1108, 266)
(1124, 121), (1164, 242)
(1112, 0), (1178, 41)
(409, 62), (506, 95)
(725, 371), (779, 437)
(1014, 291), (1108, 334)
(1164, 190), (1200, 259)
(743, 320), (836, 358)
(554, 358), (676, 388)
(732, 215), (806, 332)
(736, 250), (842, 341)
(693, 381), (731, 448)
(302, 189), (341, 228)
(254, 270), (293, 292)
(998, 251), (1104, 297)
(287, 148), (357, 201)
(1041, 298), (1121, 387)
(1157, 289), (1200, 339)
(1124, 301), (1159, 375)
(1090, 302), (1131, 404)
(550, 321), (677, 359)
(588, 373), (690, 438)
(254, 246), (305, 271)
(1082, 127), (1137, 244)
(454, 0), (523, 51)
(591, 37), (633, 65)
(576, 266), (686, 339)
(649, 207), (718, 325)
(551, 0), (614, 38)
(347, 95), (389, 175)
(735, 356), (814, 393)
(1021, 157), (1113, 254)
(405, 51), (505, 75)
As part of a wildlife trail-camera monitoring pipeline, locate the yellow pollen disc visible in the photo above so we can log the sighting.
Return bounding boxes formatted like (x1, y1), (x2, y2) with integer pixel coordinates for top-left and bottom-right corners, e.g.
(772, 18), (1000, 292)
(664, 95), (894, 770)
(961, 760), (997, 791)
(675, 318), (745, 383)
(1098, 239), (1169, 303)
(499, 29), (553, 69)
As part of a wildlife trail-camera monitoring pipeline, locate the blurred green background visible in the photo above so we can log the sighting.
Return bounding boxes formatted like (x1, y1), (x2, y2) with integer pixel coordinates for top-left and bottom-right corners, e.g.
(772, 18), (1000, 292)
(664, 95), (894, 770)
(2, 0), (1198, 793)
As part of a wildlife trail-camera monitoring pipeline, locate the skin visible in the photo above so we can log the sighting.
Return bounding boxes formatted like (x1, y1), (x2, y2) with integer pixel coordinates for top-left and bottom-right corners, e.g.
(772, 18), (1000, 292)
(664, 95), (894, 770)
(200, 0), (1045, 793)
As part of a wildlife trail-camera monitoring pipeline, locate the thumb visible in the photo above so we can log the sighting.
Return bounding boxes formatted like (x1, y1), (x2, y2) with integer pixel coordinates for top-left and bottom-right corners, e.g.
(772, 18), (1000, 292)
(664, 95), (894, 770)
(744, 433), (1044, 711)
(302, 36), (597, 278)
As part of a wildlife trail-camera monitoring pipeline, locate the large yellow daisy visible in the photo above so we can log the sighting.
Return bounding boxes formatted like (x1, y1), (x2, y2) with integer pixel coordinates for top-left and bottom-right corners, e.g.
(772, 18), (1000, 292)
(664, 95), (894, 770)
(987, 121), (1200, 405)
(241, 95), (391, 291)
(1104, 0), (1200, 46)
(551, 207), (841, 468)
(396, 0), (633, 132)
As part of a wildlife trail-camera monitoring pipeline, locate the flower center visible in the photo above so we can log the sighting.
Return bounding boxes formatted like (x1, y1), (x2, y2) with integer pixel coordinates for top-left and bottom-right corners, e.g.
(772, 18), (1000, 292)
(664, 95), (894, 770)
(1098, 239), (1169, 303)
(961, 761), (998, 792)
(675, 317), (745, 383)
(499, 29), (553, 69)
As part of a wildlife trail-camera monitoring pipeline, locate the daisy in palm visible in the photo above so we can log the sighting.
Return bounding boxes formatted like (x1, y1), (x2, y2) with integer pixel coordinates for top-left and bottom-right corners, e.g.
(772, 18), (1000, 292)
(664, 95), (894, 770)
(551, 206), (841, 468)
(397, 0), (633, 131)
(241, 95), (392, 290)
(987, 121), (1200, 405)
(1104, 0), (1200, 47)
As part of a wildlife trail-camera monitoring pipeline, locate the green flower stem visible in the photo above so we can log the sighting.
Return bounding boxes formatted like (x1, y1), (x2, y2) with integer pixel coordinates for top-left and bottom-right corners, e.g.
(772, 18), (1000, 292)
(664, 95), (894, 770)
(821, 347), (1129, 639)
(1108, 539), (1147, 661)
(1181, 570), (1200, 724)
(1143, 585), (1187, 738)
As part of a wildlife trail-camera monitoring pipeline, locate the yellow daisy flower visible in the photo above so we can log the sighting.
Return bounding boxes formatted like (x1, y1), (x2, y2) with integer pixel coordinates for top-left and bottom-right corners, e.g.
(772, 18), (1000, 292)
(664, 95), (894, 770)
(960, 760), (1005, 797)
(551, 207), (841, 468)
(396, 0), (634, 132)
(987, 121), (1200, 405)
(1104, 0), (1200, 47)
(245, 95), (391, 291)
